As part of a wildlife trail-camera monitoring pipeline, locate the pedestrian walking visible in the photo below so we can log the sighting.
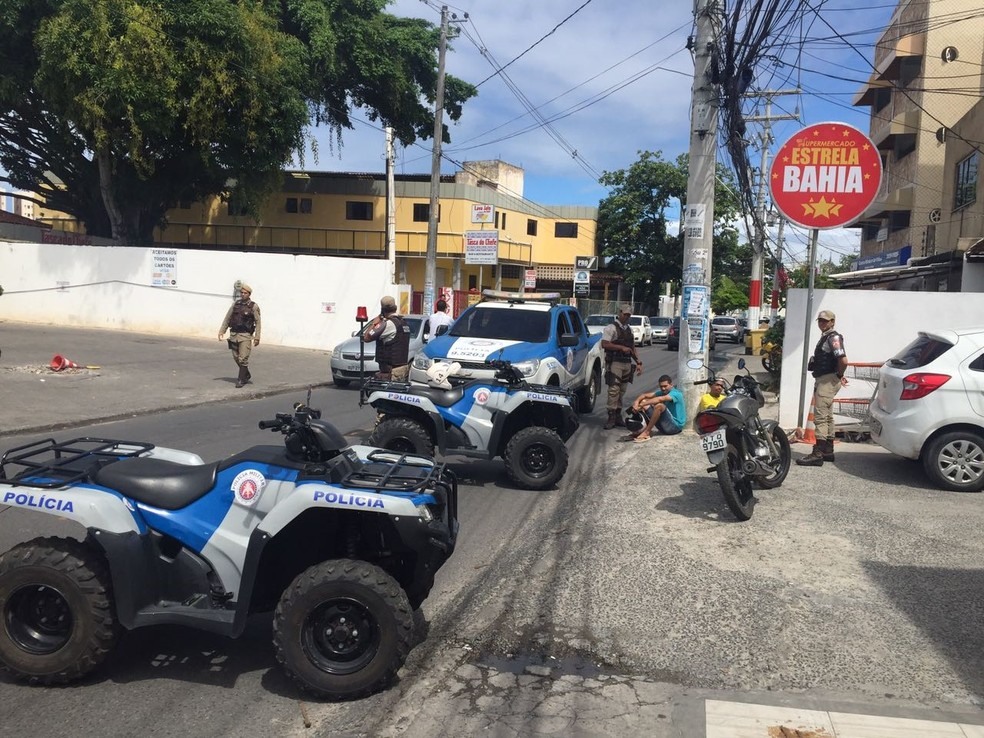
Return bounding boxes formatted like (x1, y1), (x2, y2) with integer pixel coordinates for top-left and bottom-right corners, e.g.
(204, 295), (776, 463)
(797, 309), (848, 466)
(424, 298), (455, 339)
(601, 305), (642, 429)
(363, 295), (411, 380)
(218, 283), (261, 388)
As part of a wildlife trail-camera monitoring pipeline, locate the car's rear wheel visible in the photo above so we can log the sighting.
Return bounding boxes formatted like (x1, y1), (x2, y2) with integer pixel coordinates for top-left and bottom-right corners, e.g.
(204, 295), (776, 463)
(922, 431), (984, 492)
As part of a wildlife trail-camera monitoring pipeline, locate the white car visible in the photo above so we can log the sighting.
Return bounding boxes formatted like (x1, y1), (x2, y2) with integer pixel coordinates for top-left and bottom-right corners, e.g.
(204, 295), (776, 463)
(628, 315), (653, 346)
(584, 314), (612, 336)
(330, 314), (427, 387)
(869, 326), (984, 492)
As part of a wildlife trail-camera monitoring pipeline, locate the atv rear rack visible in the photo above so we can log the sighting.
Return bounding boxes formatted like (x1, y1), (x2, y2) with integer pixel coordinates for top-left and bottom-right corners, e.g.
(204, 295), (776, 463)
(341, 449), (449, 493)
(0, 437), (155, 489)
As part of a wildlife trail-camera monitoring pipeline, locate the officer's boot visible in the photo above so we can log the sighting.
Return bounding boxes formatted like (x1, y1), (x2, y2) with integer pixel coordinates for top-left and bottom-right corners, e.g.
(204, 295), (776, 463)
(603, 410), (617, 430)
(795, 444), (824, 466)
(235, 366), (248, 388)
(614, 410), (626, 427)
(244, 366), (252, 383)
(821, 438), (835, 462)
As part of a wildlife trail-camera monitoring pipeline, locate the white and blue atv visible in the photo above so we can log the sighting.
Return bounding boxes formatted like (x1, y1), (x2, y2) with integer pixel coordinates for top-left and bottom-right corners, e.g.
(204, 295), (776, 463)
(365, 359), (579, 490)
(0, 400), (458, 700)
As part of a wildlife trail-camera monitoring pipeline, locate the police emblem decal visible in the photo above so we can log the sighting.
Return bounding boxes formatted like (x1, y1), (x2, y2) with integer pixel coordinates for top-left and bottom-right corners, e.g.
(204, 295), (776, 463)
(232, 469), (267, 507)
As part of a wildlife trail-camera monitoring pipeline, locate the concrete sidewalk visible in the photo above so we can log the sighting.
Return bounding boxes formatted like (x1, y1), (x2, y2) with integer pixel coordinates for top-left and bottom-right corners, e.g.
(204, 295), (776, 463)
(0, 321), (330, 436)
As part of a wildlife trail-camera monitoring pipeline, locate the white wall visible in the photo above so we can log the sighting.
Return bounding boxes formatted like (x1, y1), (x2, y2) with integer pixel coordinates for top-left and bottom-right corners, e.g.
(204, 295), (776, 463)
(0, 240), (395, 350)
(778, 288), (984, 429)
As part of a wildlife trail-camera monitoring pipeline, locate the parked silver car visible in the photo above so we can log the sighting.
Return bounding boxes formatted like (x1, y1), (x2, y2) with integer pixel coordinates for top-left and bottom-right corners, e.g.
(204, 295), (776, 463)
(650, 316), (672, 343)
(330, 314), (427, 386)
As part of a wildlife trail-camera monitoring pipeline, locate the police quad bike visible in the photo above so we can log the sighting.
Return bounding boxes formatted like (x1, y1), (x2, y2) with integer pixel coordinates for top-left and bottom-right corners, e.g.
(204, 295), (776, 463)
(688, 358), (791, 521)
(0, 396), (458, 700)
(364, 359), (579, 491)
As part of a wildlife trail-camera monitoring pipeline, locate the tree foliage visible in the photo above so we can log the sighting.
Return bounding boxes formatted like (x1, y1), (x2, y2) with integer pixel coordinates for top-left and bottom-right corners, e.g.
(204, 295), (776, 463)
(596, 151), (750, 309)
(0, 0), (477, 243)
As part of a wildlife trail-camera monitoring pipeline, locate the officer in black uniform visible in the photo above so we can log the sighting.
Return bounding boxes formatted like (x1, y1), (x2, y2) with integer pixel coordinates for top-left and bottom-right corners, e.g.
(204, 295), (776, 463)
(797, 309), (848, 466)
(363, 295), (411, 380)
(218, 283), (262, 388)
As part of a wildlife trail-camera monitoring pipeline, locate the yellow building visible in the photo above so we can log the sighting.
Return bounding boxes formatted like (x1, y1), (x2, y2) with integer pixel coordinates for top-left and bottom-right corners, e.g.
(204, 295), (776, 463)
(153, 160), (599, 298)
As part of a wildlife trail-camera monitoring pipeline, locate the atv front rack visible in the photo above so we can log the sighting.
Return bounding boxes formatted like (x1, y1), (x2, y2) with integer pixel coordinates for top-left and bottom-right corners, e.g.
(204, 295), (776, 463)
(0, 437), (155, 489)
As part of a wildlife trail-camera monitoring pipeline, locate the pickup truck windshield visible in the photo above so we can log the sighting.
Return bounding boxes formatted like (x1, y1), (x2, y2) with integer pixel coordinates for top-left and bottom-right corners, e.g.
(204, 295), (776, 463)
(449, 307), (551, 343)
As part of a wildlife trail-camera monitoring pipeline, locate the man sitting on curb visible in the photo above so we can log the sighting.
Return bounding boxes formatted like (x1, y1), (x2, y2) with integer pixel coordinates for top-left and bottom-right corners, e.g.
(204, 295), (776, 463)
(698, 379), (726, 411)
(628, 374), (685, 443)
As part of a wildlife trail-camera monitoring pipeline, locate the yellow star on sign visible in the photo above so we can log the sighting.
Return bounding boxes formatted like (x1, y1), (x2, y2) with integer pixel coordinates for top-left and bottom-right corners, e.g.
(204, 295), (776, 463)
(801, 196), (844, 219)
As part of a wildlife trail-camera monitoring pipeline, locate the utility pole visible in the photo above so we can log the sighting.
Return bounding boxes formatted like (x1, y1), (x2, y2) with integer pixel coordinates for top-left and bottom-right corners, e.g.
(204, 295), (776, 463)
(385, 126), (397, 286)
(679, 0), (722, 414)
(744, 90), (798, 327)
(770, 214), (785, 319)
(424, 5), (449, 318)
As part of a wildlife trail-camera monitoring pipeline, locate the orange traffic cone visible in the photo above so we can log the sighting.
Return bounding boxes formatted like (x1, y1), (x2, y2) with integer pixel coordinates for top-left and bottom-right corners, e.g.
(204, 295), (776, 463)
(49, 354), (80, 372)
(794, 397), (817, 445)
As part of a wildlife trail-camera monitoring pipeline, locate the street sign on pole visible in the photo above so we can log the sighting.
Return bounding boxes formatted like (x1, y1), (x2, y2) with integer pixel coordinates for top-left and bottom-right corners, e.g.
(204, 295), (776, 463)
(769, 121), (882, 229)
(575, 256), (598, 270)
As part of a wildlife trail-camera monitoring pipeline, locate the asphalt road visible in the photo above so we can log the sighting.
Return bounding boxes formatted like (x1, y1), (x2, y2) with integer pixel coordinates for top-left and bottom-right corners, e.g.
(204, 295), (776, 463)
(1, 341), (983, 737)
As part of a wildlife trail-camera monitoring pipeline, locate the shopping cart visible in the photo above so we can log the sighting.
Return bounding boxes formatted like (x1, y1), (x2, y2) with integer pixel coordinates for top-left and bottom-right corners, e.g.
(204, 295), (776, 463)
(832, 362), (881, 443)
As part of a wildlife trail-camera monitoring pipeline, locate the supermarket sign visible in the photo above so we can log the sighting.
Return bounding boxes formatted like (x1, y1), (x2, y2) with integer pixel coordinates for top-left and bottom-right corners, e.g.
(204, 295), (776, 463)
(770, 121), (882, 229)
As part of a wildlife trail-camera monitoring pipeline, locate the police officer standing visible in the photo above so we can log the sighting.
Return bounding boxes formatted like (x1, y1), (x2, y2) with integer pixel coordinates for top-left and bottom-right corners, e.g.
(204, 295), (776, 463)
(797, 309), (848, 467)
(600, 305), (642, 430)
(363, 295), (411, 381)
(218, 283), (261, 388)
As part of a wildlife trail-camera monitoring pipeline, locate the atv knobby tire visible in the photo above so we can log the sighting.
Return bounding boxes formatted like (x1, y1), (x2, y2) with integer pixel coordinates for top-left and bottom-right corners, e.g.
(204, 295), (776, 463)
(273, 559), (413, 700)
(0, 536), (120, 685)
(503, 426), (569, 490)
(369, 417), (435, 457)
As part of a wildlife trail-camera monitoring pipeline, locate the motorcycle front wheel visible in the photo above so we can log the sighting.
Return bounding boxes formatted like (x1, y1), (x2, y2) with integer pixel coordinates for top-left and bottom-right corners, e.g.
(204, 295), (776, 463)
(755, 425), (792, 489)
(716, 444), (755, 521)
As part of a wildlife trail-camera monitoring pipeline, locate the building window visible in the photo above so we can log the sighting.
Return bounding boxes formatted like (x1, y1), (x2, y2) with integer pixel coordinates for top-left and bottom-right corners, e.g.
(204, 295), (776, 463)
(898, 56), (921, 89)
(286, 198), (298, 213)
(862, 224), (880, 241)
(954, 153), (978, 211)
(888, 210), (910, 233)
(872, 87), (891, 114)
(894, 133), (915, 160)
(555, 222), (578, 238)
(413, 203), (440, 222)
(346, 201), (373, 221)
(300, 198), (312, 214)
(527, 219), (538, 236)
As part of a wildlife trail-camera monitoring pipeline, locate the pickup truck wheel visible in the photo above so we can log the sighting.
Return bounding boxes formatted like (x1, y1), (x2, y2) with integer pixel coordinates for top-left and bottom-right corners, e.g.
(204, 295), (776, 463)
(576, 366), (600, 414)
(504, 426), (569, 490)
(0, 537), (120, 685)
(369, 418), (435, 457)
(273, 559), (413, 700)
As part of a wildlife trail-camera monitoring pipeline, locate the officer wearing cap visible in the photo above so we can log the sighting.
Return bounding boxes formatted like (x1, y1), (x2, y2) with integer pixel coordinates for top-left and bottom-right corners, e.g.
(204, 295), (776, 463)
(797, 309), (848, 467)
(600, 305), (642, 429)
(218, 282), (261, 388)
(363, 295), (411, 381)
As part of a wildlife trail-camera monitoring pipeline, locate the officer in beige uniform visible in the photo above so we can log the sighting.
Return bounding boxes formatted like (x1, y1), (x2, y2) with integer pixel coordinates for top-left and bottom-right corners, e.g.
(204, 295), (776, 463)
(363, 295), (411, 381)
(218, 284), (261, 388)
(600, 305), (643, 430)
(797, 309), (848, 466)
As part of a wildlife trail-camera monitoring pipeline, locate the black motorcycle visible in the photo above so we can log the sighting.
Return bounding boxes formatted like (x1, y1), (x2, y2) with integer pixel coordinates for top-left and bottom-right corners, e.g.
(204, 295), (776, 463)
(689, 358), (791, 520)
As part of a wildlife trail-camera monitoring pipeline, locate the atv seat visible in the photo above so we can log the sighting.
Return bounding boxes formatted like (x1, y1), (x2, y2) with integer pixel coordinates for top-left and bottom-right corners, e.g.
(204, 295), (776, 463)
(92, 458), (219, 510)
(408, 386), (466, 407)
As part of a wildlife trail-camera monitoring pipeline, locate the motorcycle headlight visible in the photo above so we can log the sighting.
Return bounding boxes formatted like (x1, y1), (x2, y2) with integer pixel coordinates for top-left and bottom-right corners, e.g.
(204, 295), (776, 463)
(511, 359), (540, 378)
(413, 354), (433, 370)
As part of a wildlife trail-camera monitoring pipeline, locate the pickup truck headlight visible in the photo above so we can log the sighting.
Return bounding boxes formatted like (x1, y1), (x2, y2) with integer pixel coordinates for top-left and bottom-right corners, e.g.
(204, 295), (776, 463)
(511, 358), (540, 377)
(413, 354), (433, 370)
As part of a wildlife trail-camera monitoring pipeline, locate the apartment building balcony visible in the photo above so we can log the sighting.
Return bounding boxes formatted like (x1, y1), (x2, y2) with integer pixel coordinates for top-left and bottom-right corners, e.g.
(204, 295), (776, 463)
(853, 74), (891, 107)
(872, 108), (921, 150)
(861, 185), (914, 220)
(874, 31), (925, 81)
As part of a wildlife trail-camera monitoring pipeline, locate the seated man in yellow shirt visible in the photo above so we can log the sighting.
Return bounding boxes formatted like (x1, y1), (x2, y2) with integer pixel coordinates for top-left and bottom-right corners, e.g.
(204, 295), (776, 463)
(698, 379), (726, 412)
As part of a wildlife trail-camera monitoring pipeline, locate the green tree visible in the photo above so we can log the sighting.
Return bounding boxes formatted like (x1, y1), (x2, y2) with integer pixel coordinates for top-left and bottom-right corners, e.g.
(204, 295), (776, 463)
(597, 151), (748, 308)
(710, 274), (747, 313)
(0, 0), (476, 243)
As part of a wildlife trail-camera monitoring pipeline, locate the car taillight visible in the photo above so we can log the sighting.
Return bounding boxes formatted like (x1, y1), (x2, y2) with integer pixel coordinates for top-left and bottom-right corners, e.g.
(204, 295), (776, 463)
(899, 373), (951, 400)
(696, 414), (723, 434)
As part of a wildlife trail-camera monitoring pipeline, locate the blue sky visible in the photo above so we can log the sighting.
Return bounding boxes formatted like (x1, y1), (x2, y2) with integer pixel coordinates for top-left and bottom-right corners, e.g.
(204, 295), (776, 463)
(299, 0), (903, 267)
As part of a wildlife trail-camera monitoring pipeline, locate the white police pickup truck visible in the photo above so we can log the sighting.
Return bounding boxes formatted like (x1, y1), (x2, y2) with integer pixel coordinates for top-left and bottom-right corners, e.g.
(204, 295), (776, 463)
(409, 291), (604, 413)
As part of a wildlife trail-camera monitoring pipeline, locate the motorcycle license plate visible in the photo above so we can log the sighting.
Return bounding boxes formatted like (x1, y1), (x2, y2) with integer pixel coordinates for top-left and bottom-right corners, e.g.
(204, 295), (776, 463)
(699, 429), (726, 453)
